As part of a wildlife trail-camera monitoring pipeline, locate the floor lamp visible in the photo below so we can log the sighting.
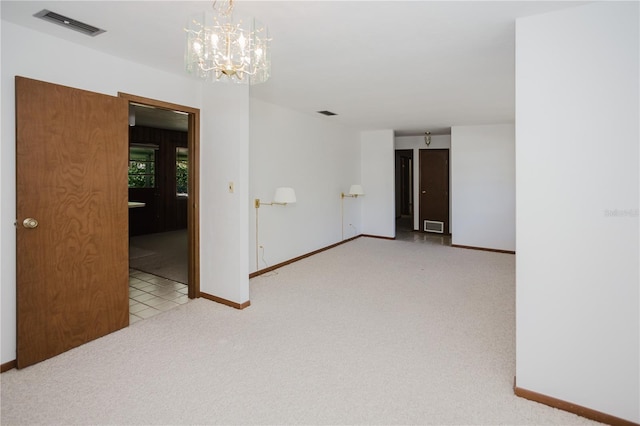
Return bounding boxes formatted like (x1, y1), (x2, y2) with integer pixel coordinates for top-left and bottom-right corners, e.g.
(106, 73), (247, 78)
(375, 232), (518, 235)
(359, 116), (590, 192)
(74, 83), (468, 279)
(341, 184), (364, 240)
(254, 187), (297, 271)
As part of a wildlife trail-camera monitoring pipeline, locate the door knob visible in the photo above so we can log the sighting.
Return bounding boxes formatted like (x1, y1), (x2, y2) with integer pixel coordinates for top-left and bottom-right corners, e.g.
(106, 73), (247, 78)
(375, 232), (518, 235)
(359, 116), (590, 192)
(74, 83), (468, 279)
(23, 218), (38, 229)
(421, 190), (426, 194)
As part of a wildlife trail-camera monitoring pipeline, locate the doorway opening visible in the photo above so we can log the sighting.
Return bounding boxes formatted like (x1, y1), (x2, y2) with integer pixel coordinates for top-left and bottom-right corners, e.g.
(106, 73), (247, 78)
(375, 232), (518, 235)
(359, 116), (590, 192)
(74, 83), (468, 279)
(118, 93), (200, 323)
(395, 149), (414, 235)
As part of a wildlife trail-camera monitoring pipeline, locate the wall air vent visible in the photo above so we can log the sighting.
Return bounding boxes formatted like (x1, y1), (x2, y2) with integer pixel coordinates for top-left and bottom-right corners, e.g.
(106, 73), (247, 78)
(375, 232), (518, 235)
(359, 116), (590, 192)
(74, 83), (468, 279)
(317, 110), (337, 116)
(34, 10), (106, 37)
(424, 220), (444, 233)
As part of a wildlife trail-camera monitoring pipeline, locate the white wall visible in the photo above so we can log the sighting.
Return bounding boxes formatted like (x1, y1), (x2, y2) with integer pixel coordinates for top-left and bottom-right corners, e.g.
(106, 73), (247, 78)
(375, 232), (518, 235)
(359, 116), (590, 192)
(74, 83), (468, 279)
(1, 22), (250, 363)
(201, 83), (250, 303)
(451, 124), (515, 251)
(249, 99), (360, 273)
(516, 2), (639, 423)
(361, 130), (395, 238)
(395, 135), (452, 231)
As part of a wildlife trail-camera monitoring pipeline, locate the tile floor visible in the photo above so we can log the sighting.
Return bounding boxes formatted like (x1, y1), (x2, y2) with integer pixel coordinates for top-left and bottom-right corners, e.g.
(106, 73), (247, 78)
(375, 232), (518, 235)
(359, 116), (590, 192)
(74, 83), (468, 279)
(129, 269), (189, 324)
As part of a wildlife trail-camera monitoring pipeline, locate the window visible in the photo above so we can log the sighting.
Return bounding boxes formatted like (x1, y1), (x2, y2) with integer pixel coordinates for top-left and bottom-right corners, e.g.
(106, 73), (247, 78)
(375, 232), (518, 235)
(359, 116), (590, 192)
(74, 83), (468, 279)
(128, 146), (156, 188)
(176, 147), (188, 196)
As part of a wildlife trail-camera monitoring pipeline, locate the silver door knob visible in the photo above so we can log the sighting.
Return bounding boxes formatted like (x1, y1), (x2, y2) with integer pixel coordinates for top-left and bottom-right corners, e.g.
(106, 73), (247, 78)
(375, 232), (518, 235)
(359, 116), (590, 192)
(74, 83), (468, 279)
(23, 218), (38, 229)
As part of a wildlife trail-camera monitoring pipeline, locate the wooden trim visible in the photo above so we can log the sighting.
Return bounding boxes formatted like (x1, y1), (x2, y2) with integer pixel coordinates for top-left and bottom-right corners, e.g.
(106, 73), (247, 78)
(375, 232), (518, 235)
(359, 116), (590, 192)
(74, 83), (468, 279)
(199, 292), (250, 310)
(1, 360), (16, 373)
(118, 93), (200, 299)
(514, 381), (639, 426)
(250, 234), (403, 279)
(187, 110), (200, 299)
(362, 234), (396, 241)
(250, 235), (362, 278)
(451, 244), (515, 254)
(117, 92), (199, 114)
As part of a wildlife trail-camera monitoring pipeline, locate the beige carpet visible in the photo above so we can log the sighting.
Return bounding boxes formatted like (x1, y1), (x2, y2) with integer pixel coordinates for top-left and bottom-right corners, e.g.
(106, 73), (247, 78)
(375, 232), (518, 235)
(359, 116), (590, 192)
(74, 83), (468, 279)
(0, 237), (600, 425)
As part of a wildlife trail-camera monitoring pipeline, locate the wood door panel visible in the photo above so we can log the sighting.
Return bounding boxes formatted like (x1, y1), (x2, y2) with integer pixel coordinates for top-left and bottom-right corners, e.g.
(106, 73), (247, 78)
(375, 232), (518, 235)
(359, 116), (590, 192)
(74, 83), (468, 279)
(419, 149), (449, 234)
(16, 77), (129, 368)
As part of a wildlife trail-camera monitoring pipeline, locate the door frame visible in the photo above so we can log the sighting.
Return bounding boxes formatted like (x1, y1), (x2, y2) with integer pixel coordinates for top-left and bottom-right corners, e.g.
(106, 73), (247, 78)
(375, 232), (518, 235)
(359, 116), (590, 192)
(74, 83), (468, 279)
(118, 93), (200, 299)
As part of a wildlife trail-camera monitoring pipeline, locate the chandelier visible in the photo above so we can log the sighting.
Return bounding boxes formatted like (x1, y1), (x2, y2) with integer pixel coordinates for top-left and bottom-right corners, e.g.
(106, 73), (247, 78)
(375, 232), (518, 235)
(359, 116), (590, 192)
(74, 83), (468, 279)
(185, 0), (271, 84)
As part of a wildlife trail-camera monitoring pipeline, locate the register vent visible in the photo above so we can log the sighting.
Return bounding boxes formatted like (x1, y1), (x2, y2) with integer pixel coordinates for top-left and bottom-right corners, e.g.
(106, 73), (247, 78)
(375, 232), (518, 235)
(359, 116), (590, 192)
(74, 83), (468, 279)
(424, 220), (444, 233)
(34, 10), (106, 37)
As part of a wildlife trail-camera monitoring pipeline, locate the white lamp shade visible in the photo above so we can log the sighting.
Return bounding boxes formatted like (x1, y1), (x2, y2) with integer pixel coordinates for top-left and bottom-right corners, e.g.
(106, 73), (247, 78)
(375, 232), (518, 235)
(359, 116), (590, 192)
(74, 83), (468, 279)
(273, 187), (297, 204)
(348, 184), (364, 196)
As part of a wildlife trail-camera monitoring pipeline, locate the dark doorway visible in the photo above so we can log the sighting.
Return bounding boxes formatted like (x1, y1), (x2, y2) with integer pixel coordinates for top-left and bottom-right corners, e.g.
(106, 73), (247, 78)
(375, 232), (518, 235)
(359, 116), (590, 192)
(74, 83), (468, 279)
(419, 149), (449, 235)
(395, 149), (414, 221)
(127, 125), (188, 236)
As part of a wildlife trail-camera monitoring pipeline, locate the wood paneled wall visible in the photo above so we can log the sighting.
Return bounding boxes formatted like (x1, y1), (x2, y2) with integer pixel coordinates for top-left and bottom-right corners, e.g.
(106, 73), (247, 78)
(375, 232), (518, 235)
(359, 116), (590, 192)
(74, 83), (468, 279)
(128, 126), (188, 236)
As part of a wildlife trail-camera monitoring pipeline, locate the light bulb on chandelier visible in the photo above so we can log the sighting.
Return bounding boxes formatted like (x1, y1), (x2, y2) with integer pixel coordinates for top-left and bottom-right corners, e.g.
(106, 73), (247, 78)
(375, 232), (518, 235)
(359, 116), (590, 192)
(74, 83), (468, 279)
(185, 0), (271, 85)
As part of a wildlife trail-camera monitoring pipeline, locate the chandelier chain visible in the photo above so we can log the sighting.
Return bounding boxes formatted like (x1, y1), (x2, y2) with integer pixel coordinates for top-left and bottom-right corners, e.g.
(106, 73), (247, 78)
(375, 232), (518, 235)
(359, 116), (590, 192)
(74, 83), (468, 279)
(212, 0), (234, 17)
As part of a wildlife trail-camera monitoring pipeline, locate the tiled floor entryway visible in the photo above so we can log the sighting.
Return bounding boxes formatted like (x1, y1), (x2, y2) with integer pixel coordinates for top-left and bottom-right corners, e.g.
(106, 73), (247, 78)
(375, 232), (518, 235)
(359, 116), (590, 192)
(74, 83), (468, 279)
(129, 269), (188, 324)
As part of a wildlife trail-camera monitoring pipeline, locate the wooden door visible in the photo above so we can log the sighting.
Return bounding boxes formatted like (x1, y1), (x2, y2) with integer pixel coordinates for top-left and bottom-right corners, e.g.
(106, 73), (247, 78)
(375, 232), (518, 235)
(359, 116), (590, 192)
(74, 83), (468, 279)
(419, 149), (449, 234)
(16, 77), (129, 368)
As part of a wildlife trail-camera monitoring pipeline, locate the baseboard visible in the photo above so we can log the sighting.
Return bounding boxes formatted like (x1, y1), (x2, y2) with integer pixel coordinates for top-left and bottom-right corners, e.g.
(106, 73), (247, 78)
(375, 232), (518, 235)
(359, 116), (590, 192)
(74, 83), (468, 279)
(514, 379), (639, 426)
(362, 234), (396, 240)
(1, 360), (16, 373)
(250, 235), (362, 278)
(199, 292), (250, 310)
(249, 234), (399, 279)
(451, 244), (515, 254)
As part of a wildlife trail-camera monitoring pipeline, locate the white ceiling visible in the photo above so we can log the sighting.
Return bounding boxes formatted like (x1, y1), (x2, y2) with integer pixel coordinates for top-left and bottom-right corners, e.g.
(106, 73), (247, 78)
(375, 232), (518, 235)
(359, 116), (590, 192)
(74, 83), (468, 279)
(1, 1), (584, 135)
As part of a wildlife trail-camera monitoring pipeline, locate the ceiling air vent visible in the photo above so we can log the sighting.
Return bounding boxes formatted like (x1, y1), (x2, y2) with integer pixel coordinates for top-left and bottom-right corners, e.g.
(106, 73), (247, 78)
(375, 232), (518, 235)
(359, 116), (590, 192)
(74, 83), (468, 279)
(317, 110), (337, 116)
(34, 9), (106, 37)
